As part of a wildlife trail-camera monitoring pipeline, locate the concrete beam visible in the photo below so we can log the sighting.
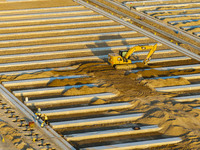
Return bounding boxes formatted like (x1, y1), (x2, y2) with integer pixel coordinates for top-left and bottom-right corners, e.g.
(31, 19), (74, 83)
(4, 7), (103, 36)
(51, 113), (143, 129)
(66, 125), (161, 142)
(25, 93), (116, 108)
(156, 84), (200, 92)
(13, 83), (96, 97)
(131, 64), (200, 73)
(152, 73), (200, 80)
(81, 137), (181, 150)
(173, 95), (200, 102)
(41, 102), (131, 118)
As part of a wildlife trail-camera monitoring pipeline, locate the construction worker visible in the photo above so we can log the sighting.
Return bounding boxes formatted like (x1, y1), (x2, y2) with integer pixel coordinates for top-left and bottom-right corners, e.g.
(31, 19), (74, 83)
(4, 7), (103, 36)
(35, 108), (41, 120)
(41, 114), (49, 127)
(44, 114), (49, 125)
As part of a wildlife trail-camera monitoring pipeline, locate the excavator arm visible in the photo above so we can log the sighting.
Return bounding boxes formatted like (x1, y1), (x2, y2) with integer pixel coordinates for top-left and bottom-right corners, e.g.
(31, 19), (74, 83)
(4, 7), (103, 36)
(143, 44), (157, 64)
(124, 44), (157, 61)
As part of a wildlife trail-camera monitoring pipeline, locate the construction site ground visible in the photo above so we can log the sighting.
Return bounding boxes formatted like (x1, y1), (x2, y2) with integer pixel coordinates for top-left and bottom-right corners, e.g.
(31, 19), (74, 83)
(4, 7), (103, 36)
(1, 61), (200, 149)
(0, 0), (200, 149)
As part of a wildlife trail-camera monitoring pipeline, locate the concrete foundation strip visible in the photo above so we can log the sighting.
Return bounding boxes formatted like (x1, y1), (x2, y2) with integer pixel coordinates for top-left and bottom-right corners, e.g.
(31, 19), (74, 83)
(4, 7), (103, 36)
(130, 64), (200, 73)
(0, 5), (86, 16)
(41, 102), (132, 117)
(173, 95), (200, 102)
(66, 125), (161, 142)
(81, 137), (182, 150)
(51, 113), (143, 129)
(2, 75), (89, 88)
(149, 73), (200, 80)
(13, 83), (96, 97)
(134, 3), (200, 11)
(156, 83), (200, 92)
(25, 92), (117, 107)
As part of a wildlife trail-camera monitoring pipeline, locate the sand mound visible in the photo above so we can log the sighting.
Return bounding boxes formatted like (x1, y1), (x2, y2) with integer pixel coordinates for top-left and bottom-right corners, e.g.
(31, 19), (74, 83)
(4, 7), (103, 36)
(90, 98), (107, 105)
(145, 77), (190, 88)
(47, 77), (96, 87)
(63, 86), (109, 96)
(135, 62), (148, 68)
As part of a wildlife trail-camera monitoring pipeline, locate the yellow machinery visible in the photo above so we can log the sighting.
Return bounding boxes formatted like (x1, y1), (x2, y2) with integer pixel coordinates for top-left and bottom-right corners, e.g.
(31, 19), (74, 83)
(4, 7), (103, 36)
(108, 44), (157, 69)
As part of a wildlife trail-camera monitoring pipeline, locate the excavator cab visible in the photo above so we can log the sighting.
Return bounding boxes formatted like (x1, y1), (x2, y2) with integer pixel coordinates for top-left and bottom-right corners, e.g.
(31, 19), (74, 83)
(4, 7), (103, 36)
(119, 50), (128, 58)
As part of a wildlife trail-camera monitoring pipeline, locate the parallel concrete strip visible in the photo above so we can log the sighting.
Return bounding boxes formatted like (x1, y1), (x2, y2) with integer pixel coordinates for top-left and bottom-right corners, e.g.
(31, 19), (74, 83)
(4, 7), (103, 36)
(0, 31), (139, 47)
(0, 15), (106, 27)
(41, 102), (132, 117)
(66, 125), (161, 142)
(2, 75), (88, 88)
(0, 55), (190, 72)
(0, 55), (108, 69)
(0, 55), (108, 72)
(66, 125), (160, 138)
(0, 66), (77, 76)
(123, 0), (172, 6)
(13, 83), (96, 97)
(181, 25), (200, 30)
(0, 10), (97, 21)
(131, 64), (200, 73)
(81, 137), (181, 150)
(152, 73), (200, 80)
(169, 19), (200, 25)
(134, 3), (200, 11)
(132, 56), (190, 64)
(0, 25), (127, 40)
(156, 13), (200, 19)
(2, 48), (172, 61)
(0, 20), (118, 33)
(25, 93), (117, 107)
(0, 37), (149, 54)
(173, 95), (200, 102)
(51, 113), (143, 129)
(0, 13), (103, 22)
(0, 6), (86, 16)
(0, 48), (174, 64)
(0, 42), (161, 56)
(156, 84), (200, 92)
(145, 7), (200, 14)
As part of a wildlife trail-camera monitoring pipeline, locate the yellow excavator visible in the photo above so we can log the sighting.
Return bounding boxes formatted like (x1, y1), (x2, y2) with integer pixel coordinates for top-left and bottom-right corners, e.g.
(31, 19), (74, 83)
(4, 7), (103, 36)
(108, 44), (157, 69)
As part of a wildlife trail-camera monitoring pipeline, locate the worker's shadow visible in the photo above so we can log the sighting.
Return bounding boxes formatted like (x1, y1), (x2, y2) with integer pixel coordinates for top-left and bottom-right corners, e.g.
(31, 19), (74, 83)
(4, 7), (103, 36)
(85, 34), (129, 62)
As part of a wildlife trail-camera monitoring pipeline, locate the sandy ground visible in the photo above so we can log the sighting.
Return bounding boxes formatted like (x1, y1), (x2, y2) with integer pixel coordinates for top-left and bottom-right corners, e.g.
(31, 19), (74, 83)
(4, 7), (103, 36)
(1, 62), (200, 149)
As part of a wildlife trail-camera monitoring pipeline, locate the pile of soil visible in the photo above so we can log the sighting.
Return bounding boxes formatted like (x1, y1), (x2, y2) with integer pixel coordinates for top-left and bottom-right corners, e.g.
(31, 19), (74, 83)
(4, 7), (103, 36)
(144, 77), (190, 88)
